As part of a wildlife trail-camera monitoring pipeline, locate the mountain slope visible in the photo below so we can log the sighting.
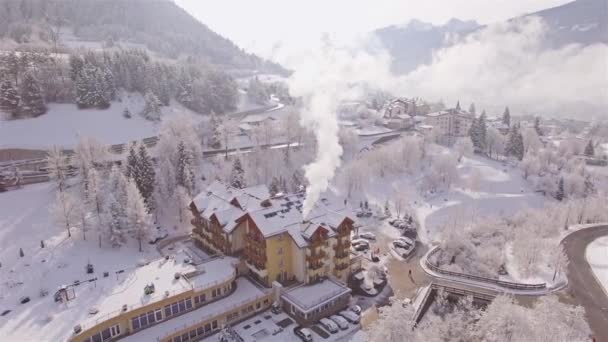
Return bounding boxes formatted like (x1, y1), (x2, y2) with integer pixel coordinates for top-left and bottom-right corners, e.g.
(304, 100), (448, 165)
(0, 0), (286, 73)
(373, 0), (607, 74)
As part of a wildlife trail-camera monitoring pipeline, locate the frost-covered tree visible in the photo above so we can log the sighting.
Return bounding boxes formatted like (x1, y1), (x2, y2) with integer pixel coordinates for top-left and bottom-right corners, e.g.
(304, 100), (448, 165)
(584, 140), (595, 157)
(106, 194), (126, 246)
(86, 168), (105, 227)
(175, 186), (193, 227)
(366, 298), (416, 342)
(230, 157), (245, 189)
(468, 102), (476, 115)
(18, 71), (46, 117)
(522, 128), (542, 154)
(502, 106), (511, 127)
(269, 177), (280, 196)
(142, 91), (162, 121)
(46, 145), (69, 193)
(455, 100), (461, 110)
(0, 78), (19, 115)
(50, 190), (78, 238)
(486, 127), (505, 159)
(291, 169), (304, 193)
(125, 180), (152, 252)
(125, 143), (139, 181)
(73, 136), (108, 183)
(519, 155), (540, 180)
(454, 138), (474, 162)
(75, 63), (111, 109)
(220, 118), (238, 159)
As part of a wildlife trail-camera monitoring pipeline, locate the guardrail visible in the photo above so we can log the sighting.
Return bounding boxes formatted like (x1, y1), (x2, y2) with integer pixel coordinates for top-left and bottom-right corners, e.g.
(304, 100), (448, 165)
(425, 247), (546, 291)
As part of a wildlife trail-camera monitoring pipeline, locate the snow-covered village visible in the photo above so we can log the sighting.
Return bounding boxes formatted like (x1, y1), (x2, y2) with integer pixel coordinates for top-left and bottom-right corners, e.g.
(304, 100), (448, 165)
(0, 1), (607, 342)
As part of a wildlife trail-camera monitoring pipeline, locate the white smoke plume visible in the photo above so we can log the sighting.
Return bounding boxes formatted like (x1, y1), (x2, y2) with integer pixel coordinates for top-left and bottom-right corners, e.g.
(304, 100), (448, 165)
(287, 38), (393, 217)
(285, 16), (607, 216)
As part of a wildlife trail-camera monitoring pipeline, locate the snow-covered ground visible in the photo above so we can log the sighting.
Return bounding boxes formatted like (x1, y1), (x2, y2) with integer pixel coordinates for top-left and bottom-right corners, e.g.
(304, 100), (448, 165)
(0, 183), (161, 341)
(586, 236), (608, 295)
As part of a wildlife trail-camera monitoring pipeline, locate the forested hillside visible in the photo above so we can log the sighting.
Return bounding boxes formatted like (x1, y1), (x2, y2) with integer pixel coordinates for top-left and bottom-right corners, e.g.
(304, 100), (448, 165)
(0, 0), (285, 73)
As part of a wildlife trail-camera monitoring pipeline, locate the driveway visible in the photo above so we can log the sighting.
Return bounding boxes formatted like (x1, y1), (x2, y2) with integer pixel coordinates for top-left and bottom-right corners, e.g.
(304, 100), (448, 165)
(562, 225), (608, 341)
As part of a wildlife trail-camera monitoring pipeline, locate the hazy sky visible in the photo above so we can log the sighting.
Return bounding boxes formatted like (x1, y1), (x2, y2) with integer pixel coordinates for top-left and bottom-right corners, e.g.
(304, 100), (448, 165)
(175, 0), (571, 59)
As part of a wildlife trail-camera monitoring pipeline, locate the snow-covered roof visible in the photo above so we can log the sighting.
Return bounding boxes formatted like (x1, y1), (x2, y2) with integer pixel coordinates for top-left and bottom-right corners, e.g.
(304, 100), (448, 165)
(193, 182), (354, 248)
(122, 277), (269, 342)
(281, 278), (351, 313)
(186, 256), (239, 290)
(191, 181), (271, 233)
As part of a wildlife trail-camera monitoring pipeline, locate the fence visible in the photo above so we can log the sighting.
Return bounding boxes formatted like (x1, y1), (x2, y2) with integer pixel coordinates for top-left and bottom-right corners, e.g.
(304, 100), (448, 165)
(425, 247), (546, 291)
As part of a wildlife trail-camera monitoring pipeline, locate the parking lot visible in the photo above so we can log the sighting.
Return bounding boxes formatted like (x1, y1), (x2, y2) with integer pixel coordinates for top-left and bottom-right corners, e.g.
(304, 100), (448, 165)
(212, 310), (361, 342)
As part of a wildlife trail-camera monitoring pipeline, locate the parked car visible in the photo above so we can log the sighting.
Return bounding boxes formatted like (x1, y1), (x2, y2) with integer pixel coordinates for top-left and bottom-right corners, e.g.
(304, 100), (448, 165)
(19, 296), (30, 304)
(319, 318), (338, 333)
(330, 315), (349, 330)
(392, 240), (409, 249)
(352, 239), (370, 251)
(396, 236), (415, 246)
(339, 310), (360, 324)
(359, 232), (376, 240)
(354, 244), (369, 252)
(295, 327), (313, 341)
(350, 305), (362, 315)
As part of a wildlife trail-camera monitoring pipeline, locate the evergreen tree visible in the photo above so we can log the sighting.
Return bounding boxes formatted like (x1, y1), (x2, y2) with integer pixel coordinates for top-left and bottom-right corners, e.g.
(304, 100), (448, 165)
(534, 117), (543, 136)
(0, 78), (19, 115)
(502, 107), (511, 127)
(76, 63), (110, 109)
(584, 140), (595, 157)
(175, 141), (195, 195)
(556, 177), (565, 201)
(125, 143), (139, 181)
(137, 144), (156, 211)
(469, 112), (487, 152)
(468, 103), (476, 115)
(505, 126), (524, 160)
(107, 194), (126, 246)
(455, 100), (461, 111)
(18, 72), (47, 117)
(230, 157), (245, 189)
(269, 177), (279, 196)
(209, 113), (222, 149)
(68, 54), (84, 81)
(142, 91), (162, 121)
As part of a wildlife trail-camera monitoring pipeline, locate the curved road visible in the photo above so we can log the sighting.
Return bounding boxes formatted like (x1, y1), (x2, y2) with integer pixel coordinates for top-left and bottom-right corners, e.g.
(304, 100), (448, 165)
(563, 225), (608, 341)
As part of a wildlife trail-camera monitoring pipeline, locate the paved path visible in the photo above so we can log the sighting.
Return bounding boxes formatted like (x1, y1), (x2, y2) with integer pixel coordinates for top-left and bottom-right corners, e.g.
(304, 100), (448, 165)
(562, 224), (608, 341)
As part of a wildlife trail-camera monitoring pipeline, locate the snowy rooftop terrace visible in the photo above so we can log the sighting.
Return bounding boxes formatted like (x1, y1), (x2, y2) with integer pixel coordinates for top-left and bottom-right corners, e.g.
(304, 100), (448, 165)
(78, 254), (237, 332)
(123, 277), (269, 342)
(281, 278), (351, 313)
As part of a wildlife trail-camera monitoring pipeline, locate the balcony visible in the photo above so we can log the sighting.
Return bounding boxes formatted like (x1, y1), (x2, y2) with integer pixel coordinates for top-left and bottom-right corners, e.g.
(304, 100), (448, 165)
(335, 263), (349, 271)
(309, 261), (324, 270)
(247, 233), (266, 246)
(335, 250), (349, 259)
(306, 250), (326, 263)
(334, 240), (351, 250)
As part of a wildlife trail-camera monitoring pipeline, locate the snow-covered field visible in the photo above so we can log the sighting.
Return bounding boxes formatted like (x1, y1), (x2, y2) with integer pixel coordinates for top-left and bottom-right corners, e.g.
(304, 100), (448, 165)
(586, 236), (608, 295)
(0, 94), (162, 149)
(0, 183), (160, 341)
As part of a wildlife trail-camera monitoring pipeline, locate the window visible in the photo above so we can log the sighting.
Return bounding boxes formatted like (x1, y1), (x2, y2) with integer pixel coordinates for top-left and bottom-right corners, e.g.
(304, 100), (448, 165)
(179, 301), (186, 312)
(110, 325), (120, 337)
(197, 326), (204, 335)
(194, 296), (200, 305)
(205, 323), (211, 332)
(182, 332), (189, 341)
(155, 309), (162, 321)
(140, 314), (148, 326)
(186, 298), (193, 309)
(165, 305), (171, 317)
(256, 302), (261, 310)
(212, 289), (217, 298)
(148, 311), (155, 324)
(92, 334), (102, 342)
(83, 338), (91, 342)
(190, 330), (196, 338)
(212, 320), (218, 329)
(101, 328), (111, 341)
(131, 317), (140, 330)
(173, 336), (182, 342)
(172, 303), (179, 315)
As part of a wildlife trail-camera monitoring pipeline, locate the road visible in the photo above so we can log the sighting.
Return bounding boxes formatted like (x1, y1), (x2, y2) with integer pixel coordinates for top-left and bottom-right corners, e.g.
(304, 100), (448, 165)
(562, 225), (608, 341)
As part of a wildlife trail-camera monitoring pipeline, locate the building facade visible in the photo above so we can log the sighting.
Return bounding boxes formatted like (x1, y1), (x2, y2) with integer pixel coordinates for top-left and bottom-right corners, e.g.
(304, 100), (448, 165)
(424, 108), (474, 145)
(190, 181), (356, 288)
